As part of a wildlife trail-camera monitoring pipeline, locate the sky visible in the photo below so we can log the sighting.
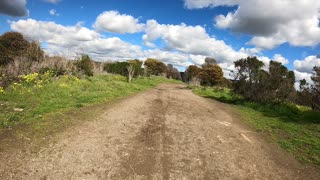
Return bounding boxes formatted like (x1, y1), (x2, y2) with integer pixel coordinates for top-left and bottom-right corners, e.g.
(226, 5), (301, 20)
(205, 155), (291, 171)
(0, 0), (320, 84)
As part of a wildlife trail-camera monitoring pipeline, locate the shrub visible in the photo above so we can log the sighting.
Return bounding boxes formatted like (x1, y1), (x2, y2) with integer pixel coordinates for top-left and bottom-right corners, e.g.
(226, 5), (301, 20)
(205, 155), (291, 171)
(74, 54), (94, 76)
(144, 58), (166, 76)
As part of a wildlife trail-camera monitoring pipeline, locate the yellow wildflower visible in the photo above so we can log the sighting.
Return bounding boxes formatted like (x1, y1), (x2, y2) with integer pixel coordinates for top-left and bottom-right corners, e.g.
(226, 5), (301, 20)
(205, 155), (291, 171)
(0, 87), (4, 94)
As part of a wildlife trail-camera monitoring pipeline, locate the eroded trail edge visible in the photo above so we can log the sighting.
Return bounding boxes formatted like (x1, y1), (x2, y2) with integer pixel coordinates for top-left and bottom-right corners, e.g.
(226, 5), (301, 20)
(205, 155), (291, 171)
(1, 84), (319, 179)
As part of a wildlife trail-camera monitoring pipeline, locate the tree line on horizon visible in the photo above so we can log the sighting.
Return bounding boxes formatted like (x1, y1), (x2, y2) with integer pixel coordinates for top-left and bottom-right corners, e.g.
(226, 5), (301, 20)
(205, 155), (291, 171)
(184, 56), (320, 111)
(0, 31), (319, 110)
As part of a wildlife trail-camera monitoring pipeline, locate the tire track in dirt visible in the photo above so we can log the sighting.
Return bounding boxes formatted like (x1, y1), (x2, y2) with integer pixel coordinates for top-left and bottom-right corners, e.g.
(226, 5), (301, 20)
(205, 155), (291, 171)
(119, 89), (173, 179)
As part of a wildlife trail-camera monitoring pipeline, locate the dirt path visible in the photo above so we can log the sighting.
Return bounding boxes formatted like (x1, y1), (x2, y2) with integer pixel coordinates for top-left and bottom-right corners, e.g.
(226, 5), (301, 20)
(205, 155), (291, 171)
(1, 83), (319, 179)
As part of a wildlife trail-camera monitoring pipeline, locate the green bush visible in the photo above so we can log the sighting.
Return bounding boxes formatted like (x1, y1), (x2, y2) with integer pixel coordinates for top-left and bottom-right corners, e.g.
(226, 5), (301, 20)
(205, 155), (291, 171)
(104, 61), (129, 76)
(75, 54), (94, 76)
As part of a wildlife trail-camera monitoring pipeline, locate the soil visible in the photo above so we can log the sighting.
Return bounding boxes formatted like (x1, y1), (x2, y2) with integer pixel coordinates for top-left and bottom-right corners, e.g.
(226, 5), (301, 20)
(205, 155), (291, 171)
(0, 83), (319, 179)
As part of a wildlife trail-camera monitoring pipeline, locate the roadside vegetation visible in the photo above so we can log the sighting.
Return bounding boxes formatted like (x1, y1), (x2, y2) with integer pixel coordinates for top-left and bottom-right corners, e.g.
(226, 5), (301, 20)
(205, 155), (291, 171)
(187, 56), (320, 168)
(0, 74), (178, 128)
(0, 31), (181, 130)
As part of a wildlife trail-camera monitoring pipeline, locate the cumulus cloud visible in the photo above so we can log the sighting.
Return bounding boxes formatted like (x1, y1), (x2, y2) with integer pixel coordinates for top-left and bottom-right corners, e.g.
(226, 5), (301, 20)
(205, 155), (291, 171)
(294, 55), (320, 73)
(186, 0), (320, 50)
(10, 19), (142, 61)
(143, 49), (192, 68)
(93, 11), (144, 34)
(143, 20), (248, 63)
(294, 70), (313, 85)
(273, 54), (289, 65)
(0, 0), (28, 17)
(142, 19), (281, 76)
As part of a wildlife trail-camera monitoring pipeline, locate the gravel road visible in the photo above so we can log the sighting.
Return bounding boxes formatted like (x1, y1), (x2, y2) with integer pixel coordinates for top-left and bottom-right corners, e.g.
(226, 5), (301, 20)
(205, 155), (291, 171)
(0, 83), (319, 179)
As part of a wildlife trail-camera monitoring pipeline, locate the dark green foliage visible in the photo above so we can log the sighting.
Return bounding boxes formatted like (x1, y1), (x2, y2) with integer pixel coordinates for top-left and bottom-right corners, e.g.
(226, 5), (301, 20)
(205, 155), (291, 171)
(233, 57), (295, 102)
(128, 59), (143, 77)
(311, 66), (320, 110)
(75, 54), (94, 76)
(233, 56), (265, 101)
(104, 61), (129, 76)
(269, 61), (295, 101)
(295, 67), (320, 111)
(103, 60), (143, 82)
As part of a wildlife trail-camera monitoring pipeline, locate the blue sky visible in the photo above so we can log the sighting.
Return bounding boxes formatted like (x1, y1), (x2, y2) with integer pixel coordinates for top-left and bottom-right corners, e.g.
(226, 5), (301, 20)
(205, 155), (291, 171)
(0, 0), (319, 82)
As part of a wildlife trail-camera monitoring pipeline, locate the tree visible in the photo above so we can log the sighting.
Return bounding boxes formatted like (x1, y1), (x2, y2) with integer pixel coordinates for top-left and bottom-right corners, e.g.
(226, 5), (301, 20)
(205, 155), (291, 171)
(26, 41), (44, 62)
(127, 64), (135, 83)
(144, 58), (166, 76)
(128, 59), (143, 77)
(311, 66), (320, 110)
(198, 64), (224, 86)
(233, 56), (265, 101)
(0, 32), (29, 66)
(296, 79), (313, 107)
(233, 57), (296, 102)
(75, 54), (94, 76)
(269, 61), (295, 101)
(166, 64), (181, 80)
(202, 57), (217, 68)
(185, 65), (201, 82)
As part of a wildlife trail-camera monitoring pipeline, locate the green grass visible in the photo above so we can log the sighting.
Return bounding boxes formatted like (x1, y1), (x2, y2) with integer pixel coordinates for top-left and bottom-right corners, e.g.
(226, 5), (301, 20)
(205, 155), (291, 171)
(192, 86), (320, 168)
(0, 74), (179, 129)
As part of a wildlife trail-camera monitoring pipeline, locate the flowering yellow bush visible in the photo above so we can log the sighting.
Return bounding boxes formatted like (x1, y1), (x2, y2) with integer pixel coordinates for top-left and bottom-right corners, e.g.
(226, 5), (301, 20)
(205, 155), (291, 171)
(0, 87), (4, 94)
(20, 73), (39, 84)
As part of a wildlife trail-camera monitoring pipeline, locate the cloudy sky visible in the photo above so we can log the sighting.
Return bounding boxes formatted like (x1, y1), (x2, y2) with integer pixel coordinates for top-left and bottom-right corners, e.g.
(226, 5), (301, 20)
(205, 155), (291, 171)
(0, 0), (319, 82)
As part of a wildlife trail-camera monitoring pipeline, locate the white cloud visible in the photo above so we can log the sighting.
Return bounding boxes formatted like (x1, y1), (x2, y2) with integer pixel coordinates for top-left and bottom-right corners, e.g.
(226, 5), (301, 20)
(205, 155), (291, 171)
(247, 34), (286, 50)
(294, 70), (312, 84)
(142, 20), (284, 77)
(294, 55), (320, 73)
(0, 0), (28, 17)
(186, 0), (320, 50)
(49, 9), (59, 16)
(184, 0), (237, 9)
(273, 54), (289, 65)
(93, 11), (144, 34)
(10, 19), (142, 61)
(143, 49), (192, 68)
(143, 20), (248, 64)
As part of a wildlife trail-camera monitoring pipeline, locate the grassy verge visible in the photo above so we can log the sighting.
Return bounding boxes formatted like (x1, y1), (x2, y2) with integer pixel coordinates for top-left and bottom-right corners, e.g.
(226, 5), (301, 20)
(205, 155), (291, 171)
(192, 86), (320, 168)
(0, 74), (180, 129)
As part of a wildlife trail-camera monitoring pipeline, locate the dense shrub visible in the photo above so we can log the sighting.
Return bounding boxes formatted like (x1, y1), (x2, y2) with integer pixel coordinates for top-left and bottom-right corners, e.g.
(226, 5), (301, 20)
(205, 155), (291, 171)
(103, 60), (144, 77)
(144, 58), (167, 76)
(74, 54), (94, 76)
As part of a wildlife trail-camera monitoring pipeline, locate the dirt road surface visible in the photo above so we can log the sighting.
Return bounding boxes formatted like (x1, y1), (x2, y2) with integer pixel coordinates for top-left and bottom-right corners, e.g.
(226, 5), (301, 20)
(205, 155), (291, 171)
(0, 84), (319, 179)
